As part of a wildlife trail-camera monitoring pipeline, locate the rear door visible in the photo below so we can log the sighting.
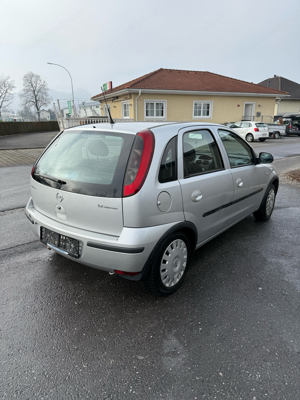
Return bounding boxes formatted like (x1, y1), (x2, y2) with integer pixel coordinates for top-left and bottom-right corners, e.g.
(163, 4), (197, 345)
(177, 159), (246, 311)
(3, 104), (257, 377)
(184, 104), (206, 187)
(238, 122), (252, 139)
(31, 129), (135, 236)
(178, 127), (235, 246)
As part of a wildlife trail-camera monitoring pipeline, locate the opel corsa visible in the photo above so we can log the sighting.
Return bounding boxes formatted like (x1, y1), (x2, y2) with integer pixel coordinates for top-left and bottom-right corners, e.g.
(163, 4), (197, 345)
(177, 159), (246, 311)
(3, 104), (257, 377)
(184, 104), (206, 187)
(25, 122), (278, 295)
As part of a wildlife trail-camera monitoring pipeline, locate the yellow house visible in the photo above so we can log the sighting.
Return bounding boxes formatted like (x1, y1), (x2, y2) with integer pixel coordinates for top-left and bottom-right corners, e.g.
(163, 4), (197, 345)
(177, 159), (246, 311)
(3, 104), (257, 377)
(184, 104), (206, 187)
(91, 68), (289, 123)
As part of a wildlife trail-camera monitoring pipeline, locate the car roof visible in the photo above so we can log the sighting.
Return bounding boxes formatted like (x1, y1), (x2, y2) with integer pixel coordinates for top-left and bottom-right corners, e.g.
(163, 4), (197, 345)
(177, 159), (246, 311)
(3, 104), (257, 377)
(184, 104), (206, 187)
(67, 121), (221, 135)
(236, 121), (263, 124)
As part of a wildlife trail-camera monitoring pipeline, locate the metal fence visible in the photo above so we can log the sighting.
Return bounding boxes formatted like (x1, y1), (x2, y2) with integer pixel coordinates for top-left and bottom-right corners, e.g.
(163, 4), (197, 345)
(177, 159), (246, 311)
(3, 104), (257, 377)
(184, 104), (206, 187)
(52, 101), (134, 130)
(58, 117), (134, 130)
(242, 115), (275, 123)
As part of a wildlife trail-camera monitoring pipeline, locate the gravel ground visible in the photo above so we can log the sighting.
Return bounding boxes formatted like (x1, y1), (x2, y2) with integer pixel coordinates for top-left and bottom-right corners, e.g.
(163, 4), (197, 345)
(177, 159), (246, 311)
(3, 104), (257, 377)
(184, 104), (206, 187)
(280, 169), (300, 185)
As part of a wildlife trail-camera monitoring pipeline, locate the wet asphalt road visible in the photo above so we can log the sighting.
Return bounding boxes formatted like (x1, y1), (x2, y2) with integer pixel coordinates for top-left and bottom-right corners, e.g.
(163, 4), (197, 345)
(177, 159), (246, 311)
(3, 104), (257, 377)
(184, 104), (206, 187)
(1, 139), (300, 399)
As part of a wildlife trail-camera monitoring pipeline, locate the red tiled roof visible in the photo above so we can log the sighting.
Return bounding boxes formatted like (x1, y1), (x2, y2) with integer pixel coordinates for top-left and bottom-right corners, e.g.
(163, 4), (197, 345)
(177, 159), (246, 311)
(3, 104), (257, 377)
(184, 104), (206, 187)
(91, 68), (288, 99)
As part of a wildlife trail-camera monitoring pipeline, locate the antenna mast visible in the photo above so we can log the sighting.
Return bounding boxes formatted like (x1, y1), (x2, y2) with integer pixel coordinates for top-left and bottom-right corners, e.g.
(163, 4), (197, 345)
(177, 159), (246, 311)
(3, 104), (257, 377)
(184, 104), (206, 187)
(101, 87), (115, 125)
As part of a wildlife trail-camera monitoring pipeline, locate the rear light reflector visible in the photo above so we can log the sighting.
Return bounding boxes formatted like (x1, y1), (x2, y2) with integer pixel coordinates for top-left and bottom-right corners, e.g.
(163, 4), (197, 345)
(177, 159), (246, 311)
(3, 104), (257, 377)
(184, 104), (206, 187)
(123, 129), (155, 197)
(254, 128), (259, 132)
(114, 270), (140, 276)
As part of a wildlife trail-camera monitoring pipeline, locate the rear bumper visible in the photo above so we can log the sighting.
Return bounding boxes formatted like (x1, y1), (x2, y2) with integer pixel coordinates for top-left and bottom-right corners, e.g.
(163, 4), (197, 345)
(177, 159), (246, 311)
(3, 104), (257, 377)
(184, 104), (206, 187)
(254, 132), (269, 140)
(25, 197), (178, 278)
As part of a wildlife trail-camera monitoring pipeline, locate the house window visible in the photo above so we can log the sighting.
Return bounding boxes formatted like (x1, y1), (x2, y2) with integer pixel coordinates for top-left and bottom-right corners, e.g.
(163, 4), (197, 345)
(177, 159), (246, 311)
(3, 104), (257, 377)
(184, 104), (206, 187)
(193, 101), (213, 119)
(122, 101), (130, 118)
(145, 101), (166, 118)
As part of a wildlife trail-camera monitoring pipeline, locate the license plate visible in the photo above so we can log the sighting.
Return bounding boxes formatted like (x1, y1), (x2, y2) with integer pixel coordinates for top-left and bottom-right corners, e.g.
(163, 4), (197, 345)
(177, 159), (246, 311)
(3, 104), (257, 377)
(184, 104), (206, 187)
(41, 227), (81, 258)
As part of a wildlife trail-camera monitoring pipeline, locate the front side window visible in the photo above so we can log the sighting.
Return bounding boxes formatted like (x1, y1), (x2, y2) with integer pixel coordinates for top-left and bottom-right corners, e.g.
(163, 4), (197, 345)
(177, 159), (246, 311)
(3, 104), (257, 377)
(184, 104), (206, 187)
(145, 101), (166, 118)
(122, 101), (130, 118)
(183, 130), (223, 178)
(218, 129), (255, 168)
(230, 122), (241, 128)
(193, 101), (213, 119)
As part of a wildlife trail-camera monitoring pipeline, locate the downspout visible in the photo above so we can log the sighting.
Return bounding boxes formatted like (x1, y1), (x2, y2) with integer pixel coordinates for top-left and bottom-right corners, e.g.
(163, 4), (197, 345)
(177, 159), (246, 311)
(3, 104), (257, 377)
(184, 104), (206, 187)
(135, 90), (142, 121)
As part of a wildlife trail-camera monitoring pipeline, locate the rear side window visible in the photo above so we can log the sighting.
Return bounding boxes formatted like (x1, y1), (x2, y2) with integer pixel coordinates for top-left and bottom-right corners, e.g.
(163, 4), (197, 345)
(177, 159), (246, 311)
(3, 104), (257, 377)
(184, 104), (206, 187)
(240, 122), (251, 128)
(183, 130), (223, 178)
(255, 123), (267, 127)
(159, 136), (177, 183)
(33, 130), (135, 198)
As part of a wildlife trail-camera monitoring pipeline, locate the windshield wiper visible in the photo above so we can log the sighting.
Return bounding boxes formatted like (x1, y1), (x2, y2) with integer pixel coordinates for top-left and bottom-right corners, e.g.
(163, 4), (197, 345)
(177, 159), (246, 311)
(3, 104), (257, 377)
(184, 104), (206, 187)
(34, 174), (66, 185)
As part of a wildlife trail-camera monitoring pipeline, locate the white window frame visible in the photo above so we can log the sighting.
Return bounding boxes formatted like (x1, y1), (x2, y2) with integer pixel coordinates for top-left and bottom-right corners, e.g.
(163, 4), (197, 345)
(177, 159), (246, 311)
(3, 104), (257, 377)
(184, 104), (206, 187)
(122, 101), (130, 119)
(144, 100), (167, 119)
(193, 101), (213, 119)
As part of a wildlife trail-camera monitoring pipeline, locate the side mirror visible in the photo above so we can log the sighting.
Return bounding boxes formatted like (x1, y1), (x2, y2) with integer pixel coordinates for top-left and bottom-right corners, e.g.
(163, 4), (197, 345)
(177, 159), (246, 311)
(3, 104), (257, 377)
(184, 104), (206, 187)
(258, 152), (274, 164)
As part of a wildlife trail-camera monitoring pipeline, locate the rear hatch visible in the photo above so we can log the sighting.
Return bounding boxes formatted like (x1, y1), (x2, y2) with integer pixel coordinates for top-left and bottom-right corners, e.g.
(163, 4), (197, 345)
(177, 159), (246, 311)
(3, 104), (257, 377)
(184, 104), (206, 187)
(31, 129), (135, 236)
(255, 123), (268, 136)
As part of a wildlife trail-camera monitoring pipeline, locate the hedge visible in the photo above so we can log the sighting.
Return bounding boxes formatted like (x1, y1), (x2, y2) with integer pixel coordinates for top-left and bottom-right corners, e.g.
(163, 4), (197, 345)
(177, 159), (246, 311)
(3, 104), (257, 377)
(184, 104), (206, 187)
(0, 121), (60, 136)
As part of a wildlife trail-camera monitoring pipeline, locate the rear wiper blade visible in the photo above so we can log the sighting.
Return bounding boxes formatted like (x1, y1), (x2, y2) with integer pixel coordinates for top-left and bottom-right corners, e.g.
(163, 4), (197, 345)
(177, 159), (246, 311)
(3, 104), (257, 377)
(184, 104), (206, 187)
(34, 174), (66, 185)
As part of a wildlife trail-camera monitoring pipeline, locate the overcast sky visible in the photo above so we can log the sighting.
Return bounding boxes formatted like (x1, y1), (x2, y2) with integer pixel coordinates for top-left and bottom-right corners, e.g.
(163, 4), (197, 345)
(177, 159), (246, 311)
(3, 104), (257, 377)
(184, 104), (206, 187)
(1, 0), (299, 104)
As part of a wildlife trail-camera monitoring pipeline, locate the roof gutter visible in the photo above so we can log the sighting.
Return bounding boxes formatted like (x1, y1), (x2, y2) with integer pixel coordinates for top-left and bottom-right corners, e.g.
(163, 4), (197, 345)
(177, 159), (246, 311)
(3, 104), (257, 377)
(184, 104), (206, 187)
(92, 88), (289, 100)
(135, 90), (142, 121)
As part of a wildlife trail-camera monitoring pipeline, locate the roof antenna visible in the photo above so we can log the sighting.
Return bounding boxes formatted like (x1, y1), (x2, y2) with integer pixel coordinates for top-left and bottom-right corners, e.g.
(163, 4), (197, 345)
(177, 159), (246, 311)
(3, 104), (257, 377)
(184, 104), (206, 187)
(101, 86), (115, 125)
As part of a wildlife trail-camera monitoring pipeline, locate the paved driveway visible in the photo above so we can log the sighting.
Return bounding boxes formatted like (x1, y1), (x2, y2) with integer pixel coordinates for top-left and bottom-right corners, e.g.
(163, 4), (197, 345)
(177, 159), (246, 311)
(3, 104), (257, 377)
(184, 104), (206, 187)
(1, 130), (300, 399)
(1, 165), (300, 399)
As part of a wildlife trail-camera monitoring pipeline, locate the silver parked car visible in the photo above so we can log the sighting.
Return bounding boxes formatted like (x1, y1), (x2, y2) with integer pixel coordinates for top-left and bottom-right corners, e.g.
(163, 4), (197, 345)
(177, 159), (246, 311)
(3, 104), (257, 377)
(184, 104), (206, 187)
(25, 122), (278, 296)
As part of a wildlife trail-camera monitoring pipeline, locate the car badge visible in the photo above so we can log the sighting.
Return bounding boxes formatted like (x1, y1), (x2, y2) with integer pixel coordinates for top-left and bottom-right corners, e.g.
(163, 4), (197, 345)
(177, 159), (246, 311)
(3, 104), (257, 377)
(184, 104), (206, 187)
(56, 193), (64, 202)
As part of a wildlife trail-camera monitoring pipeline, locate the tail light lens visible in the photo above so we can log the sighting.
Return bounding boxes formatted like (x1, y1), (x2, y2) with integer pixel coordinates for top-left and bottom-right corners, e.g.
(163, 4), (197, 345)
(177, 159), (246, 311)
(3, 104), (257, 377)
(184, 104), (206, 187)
(288, 125), (292, 128)
(31, 165), (35, 176)
(254, 127), (259, 132)
(123, 129), (155, 197)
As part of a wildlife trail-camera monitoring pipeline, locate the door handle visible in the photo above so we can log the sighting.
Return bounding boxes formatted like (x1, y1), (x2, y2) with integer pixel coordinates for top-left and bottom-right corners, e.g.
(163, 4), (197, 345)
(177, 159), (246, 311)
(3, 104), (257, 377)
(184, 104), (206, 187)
(191, 190), (203, 202)
(236, 178), (243, 187)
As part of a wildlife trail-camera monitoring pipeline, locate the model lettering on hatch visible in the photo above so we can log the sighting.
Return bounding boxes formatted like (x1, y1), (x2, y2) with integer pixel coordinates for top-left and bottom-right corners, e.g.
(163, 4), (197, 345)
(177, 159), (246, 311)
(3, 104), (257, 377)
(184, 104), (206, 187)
(98, 204), (118, 210)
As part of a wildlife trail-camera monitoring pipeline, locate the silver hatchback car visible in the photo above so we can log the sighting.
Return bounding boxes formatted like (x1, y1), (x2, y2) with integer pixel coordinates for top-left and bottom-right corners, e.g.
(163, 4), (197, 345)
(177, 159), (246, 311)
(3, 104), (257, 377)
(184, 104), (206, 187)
(25, 122), (278, 295)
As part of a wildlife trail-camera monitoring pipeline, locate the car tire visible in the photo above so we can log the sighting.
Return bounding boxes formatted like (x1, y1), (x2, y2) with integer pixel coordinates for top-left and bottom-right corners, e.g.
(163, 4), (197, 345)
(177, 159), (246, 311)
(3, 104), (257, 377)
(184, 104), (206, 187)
(143, 232), (191, 296)
(259, 138), (267, 142)
(246, 133), (254, 142)
(274, 132), (280, 139)
(253, 184), (276, 221)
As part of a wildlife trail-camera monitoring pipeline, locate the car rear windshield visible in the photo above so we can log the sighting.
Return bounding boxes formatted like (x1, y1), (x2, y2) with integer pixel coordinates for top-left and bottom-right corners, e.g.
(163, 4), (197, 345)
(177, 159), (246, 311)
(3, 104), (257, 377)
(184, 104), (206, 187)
(255, 123), (267, 127)
(33, 129), (135, 198)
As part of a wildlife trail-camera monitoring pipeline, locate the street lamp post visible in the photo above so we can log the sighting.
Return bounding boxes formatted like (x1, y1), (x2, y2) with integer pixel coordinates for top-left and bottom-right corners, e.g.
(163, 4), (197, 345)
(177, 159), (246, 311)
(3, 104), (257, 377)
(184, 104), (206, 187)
(47, 62), (77, 117)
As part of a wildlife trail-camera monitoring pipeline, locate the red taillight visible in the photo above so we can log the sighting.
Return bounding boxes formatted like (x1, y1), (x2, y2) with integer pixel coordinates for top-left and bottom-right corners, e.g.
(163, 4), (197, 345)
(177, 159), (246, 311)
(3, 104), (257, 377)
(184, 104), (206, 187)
(288, 125), (292, 128)
(31, 165), (35, 176)
(114, 270), (140, 276)
(254, 127), (259, 132)
(123, 129), (155, 197)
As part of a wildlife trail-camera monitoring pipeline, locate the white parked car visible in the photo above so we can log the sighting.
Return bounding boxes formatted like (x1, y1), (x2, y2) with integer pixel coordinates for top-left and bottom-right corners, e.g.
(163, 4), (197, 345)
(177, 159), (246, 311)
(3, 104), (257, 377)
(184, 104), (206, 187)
(229, 121), (269, 142)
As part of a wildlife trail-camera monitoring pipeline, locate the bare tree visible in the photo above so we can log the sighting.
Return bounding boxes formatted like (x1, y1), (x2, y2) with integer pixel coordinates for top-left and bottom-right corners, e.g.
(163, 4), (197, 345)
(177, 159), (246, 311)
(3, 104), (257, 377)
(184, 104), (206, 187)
(0, 75), (16, 120)
(20, 72), (51, 121)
